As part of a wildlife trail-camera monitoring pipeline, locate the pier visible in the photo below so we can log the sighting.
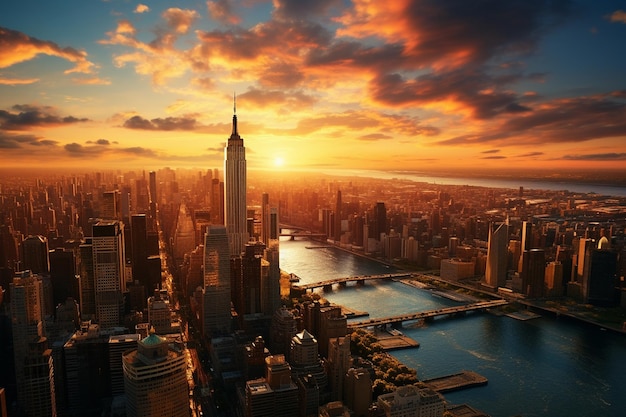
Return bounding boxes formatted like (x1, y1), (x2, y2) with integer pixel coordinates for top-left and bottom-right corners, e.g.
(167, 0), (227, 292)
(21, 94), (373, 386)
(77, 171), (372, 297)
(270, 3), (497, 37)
(348, 300), (508, 329)
(423, 371), (488, 393)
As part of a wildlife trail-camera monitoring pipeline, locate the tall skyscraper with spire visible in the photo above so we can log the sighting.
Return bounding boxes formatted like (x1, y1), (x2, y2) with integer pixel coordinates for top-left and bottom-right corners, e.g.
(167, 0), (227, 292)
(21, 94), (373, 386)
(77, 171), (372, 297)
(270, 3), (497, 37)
(224, 95), (249, 256)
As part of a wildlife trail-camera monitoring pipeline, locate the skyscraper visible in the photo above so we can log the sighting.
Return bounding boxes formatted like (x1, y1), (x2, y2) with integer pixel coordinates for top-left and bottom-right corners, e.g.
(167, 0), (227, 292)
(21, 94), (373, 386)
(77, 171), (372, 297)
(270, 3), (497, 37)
(485, 222), (509, 288)
(20, 235), (49, 274)
(203, 225), (232, 337)
(122, 331), (188, 417)
(224, 97), (249, 256)
(92, 220), (126, 328)
(10, 272), (57, 417)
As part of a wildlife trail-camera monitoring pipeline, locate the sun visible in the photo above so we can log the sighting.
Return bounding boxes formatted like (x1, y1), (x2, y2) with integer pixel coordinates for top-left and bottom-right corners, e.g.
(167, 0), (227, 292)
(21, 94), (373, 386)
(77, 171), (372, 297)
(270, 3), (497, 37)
(273, 156), (285, 167)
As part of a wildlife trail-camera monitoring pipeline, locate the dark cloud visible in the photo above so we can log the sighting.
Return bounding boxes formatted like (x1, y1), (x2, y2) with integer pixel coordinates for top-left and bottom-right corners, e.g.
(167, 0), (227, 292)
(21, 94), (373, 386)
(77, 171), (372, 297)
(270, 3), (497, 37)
(0, 104), (89, 130)
(96, 139), (110, 145)
(123, 115), (197, 131)
(207, 0), (240, 25)
(370, 69), (532, 119)
(403, 0), (574, 66)
(438, 93), (626, 146)
(562, 153), (626, 161)
(482, 149), (500, 154)
(0, 132), (57, 148)
(273, 0), (343, 20)
(481, 155), (507, 159)
(517, 151), (544, 157)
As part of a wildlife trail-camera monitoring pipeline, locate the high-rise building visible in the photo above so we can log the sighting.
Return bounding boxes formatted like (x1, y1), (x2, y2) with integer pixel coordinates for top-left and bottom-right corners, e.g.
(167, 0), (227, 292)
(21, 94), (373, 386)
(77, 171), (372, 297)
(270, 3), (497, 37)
(92, 220), (126, 328)
(334, 190), (342, 242)
(203, 225), (232, 337)
(224, 97), (249, 256)
(108, 333), (140, 396)
(242, 355), (298, 417)
(101, 190), (120, 220)
(518, 221), (532, 272)
(344, 368), (372, 417)
(326, 336), (351, 401)
(485, 222), (509, 288)
(122, 331), (188, 417)
(520, 248), (546, 298)
(78, 238), (95, 320)
(49, 247), (77, 306)
(290, 330), (328, 404)
(20, 235), (50, 274)
(582, 246), (618, 306)
(10, 272), (57, 417)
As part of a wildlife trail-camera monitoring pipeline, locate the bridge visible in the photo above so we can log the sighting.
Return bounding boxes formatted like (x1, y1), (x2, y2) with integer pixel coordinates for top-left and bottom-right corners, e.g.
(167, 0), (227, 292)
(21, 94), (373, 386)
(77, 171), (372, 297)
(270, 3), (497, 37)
(279, 230), (327, 240)
(348, 299), (508, 329)
(292, 273), (412, 292)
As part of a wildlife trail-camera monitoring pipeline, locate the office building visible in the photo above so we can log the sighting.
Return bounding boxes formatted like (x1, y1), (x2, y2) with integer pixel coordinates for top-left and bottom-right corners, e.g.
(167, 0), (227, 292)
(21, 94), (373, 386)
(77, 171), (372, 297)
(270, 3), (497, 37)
(344, 368), (372, 417)
(224, 97), (249, 256)
(326, 336), (351, 401)
(520, 248), (546, 298)
(242, 355), (298, 417)
(582, 245), (619, 306)
(108, 333), (140, 396)
(49, 247), (77, 307)
(92, 220), (126, 328)
(10, 272), (57, 417)
(122, 331), (188, 417)
(290, 330), (328, 402)
(20, 235), (49, 274)
(203, 225), (232, 337)
(485, 222), (509, 288)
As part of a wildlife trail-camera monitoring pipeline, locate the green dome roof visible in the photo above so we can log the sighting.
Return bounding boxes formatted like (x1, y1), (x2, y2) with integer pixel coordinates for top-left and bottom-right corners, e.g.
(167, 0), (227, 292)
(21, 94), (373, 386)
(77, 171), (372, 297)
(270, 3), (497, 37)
(142, 332), (166, 346)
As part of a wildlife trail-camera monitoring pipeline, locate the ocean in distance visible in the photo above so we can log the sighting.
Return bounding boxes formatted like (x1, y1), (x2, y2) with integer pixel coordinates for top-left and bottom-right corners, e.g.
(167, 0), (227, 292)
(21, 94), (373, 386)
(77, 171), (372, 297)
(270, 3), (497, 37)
(279, 238), (626, 417)
(322, 169), (626, 197)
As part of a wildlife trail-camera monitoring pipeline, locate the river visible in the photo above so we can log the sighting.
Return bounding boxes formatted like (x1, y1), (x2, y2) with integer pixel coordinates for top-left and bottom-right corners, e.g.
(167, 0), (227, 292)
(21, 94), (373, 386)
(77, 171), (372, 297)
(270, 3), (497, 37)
(280, 239), (626, 417)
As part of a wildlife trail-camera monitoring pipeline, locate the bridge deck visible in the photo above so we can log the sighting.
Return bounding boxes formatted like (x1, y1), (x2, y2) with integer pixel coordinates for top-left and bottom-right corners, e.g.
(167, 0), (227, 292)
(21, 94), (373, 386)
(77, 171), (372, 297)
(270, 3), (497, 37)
(292, 272), (411, 291)
(348, 300), (508, 328)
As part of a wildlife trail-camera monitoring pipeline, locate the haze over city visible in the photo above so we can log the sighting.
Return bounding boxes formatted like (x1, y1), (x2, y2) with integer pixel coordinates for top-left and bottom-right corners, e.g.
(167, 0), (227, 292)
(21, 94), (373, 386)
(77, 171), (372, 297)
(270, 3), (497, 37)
(1, 1), (626, 173)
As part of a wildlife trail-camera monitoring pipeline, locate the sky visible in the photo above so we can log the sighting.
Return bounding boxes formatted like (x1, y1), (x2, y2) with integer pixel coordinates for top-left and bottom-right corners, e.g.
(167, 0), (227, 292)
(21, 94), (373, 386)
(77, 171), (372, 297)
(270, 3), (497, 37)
(1, 0), (625, 175)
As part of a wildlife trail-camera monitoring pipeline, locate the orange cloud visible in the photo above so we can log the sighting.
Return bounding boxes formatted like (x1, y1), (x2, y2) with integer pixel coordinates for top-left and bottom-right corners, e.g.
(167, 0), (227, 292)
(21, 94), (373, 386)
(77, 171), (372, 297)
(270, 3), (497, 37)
(162, 8), (199, 34)
(609, 10), (626, 23)
(0, 77), (40, 85)
(134, 4), (150, 14)
(0, 27), (96, 74)
(207, 0), (241, 25)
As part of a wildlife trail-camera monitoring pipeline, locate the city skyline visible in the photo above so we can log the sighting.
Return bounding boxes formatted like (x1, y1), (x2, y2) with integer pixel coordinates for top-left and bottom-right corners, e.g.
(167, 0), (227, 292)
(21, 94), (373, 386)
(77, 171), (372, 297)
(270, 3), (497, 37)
(1, 1), (626, 173)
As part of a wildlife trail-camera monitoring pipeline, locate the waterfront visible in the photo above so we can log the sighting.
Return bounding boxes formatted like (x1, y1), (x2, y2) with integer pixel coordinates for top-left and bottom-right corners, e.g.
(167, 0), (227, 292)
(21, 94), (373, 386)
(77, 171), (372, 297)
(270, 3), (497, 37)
(280, 239), (626, 417)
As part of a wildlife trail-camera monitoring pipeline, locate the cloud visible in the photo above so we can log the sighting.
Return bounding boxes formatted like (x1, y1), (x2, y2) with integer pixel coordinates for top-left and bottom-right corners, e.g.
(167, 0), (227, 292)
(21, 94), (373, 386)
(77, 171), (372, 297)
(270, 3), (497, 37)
(369, 69), (532, 119)
(608, 10), (626, 24)
(280, 109), (438, 137)
(72, 76), (112, 85)
(358, 133), (393, 141)
(0, 77), (40, 85)
(481, 155), (507, 160)
(123, 115), (198, 131)
(162, 8), (199, 34)
(0, 132), (57, 149)
(0, 104), (90, 130)
(437, 92), (626, 147)
(517, 151), (544, 158)
(134, 4), (150, 14)
(337, 0), (572, 69)
(207, 0), (241, 25)
(238, 88), (316, 110)
(0, 27), (95, 74)
(562, 153), (626, 161)
(273, 0), (343, 20)
(482, 149), (500, 154)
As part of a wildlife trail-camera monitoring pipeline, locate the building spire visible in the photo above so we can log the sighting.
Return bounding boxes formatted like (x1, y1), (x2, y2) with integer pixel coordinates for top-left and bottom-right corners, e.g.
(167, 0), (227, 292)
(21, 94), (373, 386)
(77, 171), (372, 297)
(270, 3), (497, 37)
(232, 92), (238, 136)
